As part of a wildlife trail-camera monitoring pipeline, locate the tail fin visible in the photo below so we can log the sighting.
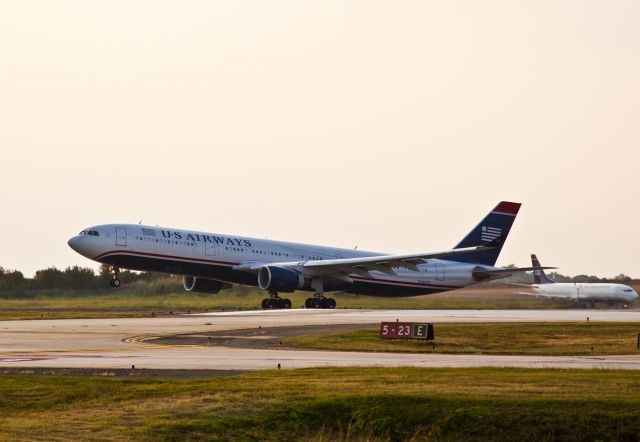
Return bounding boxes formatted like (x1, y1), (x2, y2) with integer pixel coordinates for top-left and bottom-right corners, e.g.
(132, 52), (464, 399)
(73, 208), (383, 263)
(451, 201), (521, 266)
(531, 254), (555, 284)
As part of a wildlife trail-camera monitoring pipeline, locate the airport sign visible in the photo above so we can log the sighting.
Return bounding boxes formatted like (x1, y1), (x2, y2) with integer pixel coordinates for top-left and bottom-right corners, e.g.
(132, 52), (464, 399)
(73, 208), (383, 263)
(380, 322), (434, 340)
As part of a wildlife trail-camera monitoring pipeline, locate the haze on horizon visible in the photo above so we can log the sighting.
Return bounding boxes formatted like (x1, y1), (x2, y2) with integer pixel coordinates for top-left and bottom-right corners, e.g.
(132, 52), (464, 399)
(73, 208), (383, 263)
(1, 1), (639, 279)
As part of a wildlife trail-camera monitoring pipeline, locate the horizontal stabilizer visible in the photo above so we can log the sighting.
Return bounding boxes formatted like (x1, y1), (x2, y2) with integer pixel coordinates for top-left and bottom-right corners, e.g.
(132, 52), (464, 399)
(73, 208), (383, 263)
(472, 266), (556, 282)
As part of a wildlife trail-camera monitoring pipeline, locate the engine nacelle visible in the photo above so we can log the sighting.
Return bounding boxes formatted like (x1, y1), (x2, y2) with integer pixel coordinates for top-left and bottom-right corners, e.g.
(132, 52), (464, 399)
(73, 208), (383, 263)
(183, 276), (231, 294)
(258, 266), (304, 293)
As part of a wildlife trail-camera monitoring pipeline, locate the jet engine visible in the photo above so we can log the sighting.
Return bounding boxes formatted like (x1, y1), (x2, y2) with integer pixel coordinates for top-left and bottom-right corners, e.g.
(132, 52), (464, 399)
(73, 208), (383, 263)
(183, 276), (231, 294)
(258, 266), (305, 292)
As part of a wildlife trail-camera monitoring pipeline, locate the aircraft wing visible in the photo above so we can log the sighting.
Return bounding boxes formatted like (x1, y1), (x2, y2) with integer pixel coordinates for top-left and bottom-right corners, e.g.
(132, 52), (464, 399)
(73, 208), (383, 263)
(298, 245), (494, 276)
(233, 244), (493, 277)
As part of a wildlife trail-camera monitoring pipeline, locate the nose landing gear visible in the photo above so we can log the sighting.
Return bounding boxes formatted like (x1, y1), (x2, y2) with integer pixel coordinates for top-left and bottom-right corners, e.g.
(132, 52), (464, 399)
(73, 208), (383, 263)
(261, 291), (292, 309)
(109, 265), (121, 288)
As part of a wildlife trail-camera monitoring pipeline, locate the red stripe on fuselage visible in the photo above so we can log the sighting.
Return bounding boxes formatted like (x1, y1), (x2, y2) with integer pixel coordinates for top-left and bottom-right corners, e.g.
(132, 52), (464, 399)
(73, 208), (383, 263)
(94, 250), (240, 266)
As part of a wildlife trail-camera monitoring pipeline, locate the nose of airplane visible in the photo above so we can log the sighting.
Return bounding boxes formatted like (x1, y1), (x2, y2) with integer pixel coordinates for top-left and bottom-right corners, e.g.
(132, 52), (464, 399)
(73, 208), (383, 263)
(67, 236), (85, 255)
(623, 287), (639, 302)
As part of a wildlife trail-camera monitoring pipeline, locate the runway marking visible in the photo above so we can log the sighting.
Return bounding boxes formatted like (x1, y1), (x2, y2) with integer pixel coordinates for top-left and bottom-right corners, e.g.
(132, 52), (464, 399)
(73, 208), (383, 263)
(123, 335), (154, 344)
(0, 354), (136, 362)
(189, 308), (640, 322)
(122, 334), (217, 349)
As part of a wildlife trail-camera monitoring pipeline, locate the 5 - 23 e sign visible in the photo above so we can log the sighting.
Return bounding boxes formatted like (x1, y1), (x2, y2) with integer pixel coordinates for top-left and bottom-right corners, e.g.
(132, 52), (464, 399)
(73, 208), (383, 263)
(379, 322), (434, 340)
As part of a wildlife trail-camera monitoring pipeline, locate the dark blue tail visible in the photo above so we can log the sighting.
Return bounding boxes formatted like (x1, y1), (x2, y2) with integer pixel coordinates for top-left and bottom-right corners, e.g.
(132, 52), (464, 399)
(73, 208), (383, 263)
(450, 201), (521, 266)
(531, 254), (555, 284)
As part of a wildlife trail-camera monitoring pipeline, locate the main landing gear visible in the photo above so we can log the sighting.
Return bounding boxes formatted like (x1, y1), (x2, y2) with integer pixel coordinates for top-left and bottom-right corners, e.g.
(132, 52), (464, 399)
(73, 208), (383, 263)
(305, 294), (336, 309)
(305, 279), (336, 309)
(261, 291), (292, 309)
(109, 265), (121, 288)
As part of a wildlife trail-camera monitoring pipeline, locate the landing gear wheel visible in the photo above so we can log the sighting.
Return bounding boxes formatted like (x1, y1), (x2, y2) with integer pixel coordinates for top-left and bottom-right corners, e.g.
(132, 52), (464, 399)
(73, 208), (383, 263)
(327, 298), (336, 309)
(110, 278), (121, 288)
(305, 298), (314, 309)
(262, 291), (288, 309)
(272, 298), (284, 309)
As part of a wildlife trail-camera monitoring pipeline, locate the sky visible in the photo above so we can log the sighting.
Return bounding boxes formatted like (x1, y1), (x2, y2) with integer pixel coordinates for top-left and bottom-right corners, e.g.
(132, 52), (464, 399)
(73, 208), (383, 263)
(0, 1), (639, 278)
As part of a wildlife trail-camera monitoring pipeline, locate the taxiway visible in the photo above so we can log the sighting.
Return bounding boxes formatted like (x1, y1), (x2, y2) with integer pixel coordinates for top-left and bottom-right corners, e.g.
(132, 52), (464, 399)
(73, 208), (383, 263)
(1, 309), (640, 371)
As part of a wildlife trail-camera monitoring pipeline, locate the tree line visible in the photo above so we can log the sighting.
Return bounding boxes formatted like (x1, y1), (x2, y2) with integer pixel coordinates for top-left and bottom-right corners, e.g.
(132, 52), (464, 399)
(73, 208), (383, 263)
(0, 264), (636, 296)
(0, 265), (178, 295)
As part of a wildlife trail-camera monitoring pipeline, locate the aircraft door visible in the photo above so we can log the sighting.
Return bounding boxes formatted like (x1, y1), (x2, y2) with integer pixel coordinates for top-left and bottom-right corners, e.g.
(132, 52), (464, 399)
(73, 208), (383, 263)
(205, 241), (217, 256)
(436, 263), (445, 281)
(116, 228), (127, 246)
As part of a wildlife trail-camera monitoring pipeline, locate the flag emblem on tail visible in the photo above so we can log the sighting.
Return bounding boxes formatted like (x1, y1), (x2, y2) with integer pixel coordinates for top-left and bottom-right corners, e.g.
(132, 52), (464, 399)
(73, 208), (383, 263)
(481, 226), (502, 242)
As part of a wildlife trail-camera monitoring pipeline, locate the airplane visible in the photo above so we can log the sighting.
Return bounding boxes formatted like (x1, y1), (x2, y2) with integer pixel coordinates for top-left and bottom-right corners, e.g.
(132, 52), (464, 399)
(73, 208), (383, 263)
(67, 201), (547, 309)
(518, 254), (638, 306)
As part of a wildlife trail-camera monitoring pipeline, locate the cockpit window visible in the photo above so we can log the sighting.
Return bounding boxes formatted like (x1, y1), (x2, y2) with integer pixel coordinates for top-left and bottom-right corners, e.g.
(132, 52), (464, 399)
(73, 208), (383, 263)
(623, 288), (633, 292)
(79, 230), (87, 235)
(79, 230), (99, 236)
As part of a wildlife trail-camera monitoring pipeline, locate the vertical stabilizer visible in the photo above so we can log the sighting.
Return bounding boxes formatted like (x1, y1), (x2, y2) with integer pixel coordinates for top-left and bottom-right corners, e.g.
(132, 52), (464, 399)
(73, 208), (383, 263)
(451, 201), (521, 266)
(531, 254), (556, 284)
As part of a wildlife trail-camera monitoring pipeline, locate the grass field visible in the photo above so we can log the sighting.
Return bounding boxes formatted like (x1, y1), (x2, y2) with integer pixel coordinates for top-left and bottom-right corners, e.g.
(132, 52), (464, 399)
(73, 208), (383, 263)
(0, 286), (590, 320)
(1, 367), (639, 441)
(285, 322), (640, 355)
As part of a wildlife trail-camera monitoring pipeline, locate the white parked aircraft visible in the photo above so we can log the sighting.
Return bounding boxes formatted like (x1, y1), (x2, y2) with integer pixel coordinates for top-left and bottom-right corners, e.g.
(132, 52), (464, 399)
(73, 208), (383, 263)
(68, 201), (545, 309)
(522, 254), (638, 306)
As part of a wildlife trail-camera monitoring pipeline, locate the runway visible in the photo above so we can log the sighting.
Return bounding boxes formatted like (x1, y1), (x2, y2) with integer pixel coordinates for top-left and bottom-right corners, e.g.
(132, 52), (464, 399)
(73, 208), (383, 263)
(1, 309), (640, 371)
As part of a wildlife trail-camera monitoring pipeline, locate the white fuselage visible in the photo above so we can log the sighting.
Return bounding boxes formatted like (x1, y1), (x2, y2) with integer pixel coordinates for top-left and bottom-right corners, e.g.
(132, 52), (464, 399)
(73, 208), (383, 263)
(68, 223), (499, 297)
(532, 282), (638, 303)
